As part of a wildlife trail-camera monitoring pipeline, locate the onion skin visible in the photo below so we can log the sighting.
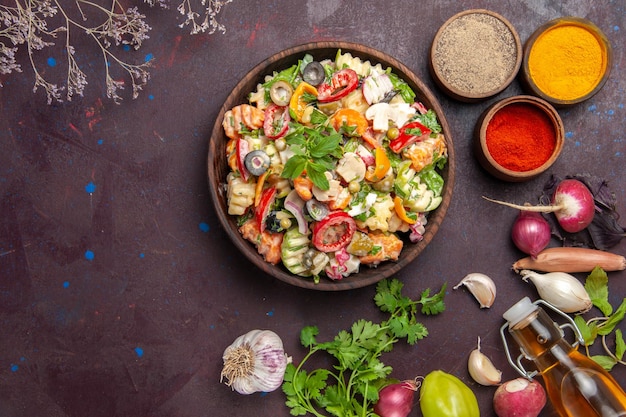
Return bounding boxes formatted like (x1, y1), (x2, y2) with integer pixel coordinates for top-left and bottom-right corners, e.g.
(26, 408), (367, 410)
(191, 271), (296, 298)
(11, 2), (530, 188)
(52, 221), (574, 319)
(493, 378), (546, 417)
(512, 211), (551, 259)
(374, 380), (418, 417)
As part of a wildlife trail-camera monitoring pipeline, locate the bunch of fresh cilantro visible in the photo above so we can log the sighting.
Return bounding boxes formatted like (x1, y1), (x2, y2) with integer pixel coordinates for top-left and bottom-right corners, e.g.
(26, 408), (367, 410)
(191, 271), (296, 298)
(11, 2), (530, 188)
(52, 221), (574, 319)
(575, 267), (626, 371)
(282, 278), (446, 416)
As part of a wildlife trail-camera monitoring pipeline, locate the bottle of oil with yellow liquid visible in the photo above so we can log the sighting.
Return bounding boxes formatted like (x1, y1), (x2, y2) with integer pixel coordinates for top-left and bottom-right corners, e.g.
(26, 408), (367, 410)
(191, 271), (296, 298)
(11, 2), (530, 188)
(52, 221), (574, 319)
(501, 297), (626, 417)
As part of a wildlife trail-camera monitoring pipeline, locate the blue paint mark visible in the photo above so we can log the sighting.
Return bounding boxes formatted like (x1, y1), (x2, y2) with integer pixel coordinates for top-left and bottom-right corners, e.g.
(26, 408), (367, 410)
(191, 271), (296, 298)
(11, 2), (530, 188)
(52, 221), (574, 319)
(47, 57), (57, 67)
(199, 222), (210, 233)
(85, 181), (96, 194)
(97, 139), (104, 145)
(616, 151), (623, 157)
(10, 364), (18, 372)
(148, 94), (154, 100)
(588, 104), (597, 112)
(63, 281), (70, 288)
(123, 44), (131, 51)
(613, 25), (620, 32)
(575, 141), (581, 147)
(85, 250), (95, 261)
(266, 308), (275, 317)
(209, 324), (215, 329)
(139, 253), (145, 258)
(618, 103), (624, 109)
(565, 131), (574, 139)
(607, 109), (615, 116)
(145, 53), (154, 62)
(259, 392), (269, 397)
(134, 347), (144, 358)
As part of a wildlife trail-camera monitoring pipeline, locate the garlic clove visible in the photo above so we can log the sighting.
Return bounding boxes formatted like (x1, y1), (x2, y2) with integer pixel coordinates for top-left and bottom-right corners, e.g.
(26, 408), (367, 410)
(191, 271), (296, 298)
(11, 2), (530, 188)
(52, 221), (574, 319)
(453, 273), (497, 308)
(468, 337), (502, 386)
(519, 269), (592, 314)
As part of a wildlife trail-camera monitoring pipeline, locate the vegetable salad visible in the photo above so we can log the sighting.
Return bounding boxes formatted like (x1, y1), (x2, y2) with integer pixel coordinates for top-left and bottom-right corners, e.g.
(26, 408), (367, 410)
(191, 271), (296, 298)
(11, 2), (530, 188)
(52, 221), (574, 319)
(223, 50), (448, 282)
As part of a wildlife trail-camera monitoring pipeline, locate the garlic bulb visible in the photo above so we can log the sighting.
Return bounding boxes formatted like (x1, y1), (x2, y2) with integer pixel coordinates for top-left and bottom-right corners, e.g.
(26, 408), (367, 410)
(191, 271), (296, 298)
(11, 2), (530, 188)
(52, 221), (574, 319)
(221, 329), (291, 395)
(468, 337), (502, 386)
(453, 273), (496, 308)
(519, 269), (592, 313)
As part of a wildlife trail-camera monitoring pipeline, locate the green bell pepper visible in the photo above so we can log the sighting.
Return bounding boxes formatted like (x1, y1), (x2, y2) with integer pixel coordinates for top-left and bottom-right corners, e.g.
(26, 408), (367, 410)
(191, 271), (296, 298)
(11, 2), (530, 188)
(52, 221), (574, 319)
(420, 370), (480, 417)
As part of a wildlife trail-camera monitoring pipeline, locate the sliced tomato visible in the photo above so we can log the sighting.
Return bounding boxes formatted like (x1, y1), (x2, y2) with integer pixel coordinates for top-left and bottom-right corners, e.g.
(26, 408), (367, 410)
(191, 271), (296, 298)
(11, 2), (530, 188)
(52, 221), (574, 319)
(389, 121), (431, 153)
(263, 104), (290, 139)
(312, 211), (357, 253)
(236, 138), (250, 181)
(255, 186), (277, 232)
(317, 69), (359, 103)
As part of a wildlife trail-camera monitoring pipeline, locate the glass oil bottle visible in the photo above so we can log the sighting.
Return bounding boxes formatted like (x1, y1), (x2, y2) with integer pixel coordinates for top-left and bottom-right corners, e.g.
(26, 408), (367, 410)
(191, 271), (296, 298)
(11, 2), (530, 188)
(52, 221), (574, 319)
(501, 297), (626, 417)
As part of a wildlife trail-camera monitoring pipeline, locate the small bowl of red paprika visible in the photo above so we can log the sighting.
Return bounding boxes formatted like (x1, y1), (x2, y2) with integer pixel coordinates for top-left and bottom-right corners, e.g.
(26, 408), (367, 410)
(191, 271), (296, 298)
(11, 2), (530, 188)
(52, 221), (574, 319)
(473, 95), (564, 182)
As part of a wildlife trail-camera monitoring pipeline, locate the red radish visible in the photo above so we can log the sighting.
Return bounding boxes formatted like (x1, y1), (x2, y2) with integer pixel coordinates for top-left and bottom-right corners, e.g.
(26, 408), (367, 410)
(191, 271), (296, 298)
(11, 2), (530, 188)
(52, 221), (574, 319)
(493, 378), (547, 417)
(374, 379), (419, 417)
(483, 179), (595, 233)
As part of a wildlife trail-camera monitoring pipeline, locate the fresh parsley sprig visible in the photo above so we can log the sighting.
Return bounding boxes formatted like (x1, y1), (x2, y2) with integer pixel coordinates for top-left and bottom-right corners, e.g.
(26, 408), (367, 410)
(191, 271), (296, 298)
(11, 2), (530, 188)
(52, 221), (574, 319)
(575, 267), (626, 371)
(280, 124), (343, 191)
(282, 278), (446, 416)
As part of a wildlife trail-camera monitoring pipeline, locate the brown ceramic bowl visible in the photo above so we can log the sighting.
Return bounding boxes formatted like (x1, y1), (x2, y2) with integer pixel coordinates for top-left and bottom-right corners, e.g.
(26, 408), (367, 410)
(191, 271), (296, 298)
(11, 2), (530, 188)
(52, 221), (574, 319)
(473, 95), (564, 182)
(429, 9), (522, 102)
(520, 17), (612, 107)
(207, 41), (455, 291)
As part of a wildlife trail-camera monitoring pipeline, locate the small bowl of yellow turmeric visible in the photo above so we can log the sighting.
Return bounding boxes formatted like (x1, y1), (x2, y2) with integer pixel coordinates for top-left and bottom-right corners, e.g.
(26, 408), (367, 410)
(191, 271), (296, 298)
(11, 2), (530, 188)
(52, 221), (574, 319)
(521, 17), (613, 107)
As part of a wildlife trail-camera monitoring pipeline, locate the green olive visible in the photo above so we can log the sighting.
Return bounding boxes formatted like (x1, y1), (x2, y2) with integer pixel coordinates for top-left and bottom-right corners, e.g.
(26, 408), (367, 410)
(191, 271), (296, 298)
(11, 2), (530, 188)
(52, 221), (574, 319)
(269, 80), (293, 106)
(387, 127), (400, 140)
(348, 180), (361, 193)
(280, 217), (292, 230)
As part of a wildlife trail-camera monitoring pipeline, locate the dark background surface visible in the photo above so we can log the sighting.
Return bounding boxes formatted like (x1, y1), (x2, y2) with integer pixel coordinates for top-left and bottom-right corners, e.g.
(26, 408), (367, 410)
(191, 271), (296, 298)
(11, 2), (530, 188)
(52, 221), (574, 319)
(1, 0), (625, 416)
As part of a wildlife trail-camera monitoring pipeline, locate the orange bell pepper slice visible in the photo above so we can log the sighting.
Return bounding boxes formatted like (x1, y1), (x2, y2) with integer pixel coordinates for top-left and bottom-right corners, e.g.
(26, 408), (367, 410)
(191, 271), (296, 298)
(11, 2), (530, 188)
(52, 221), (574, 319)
(330, 108), (368, 136)
(289, 82), (318, 122)
(365, 147), (391, 182)
(393, 196), (417, 225)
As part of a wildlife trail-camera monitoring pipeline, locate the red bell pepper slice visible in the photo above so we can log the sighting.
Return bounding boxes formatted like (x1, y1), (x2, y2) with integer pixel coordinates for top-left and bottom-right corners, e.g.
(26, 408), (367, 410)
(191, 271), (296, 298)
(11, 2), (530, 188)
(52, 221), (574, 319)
(312, 211), (357, 252)
(317, 69), (359, 103)
(256, 186), (277, 232)
(236, 138), (250, 181)
(389, 121), (431, 153)
(263, 104), (290, 139)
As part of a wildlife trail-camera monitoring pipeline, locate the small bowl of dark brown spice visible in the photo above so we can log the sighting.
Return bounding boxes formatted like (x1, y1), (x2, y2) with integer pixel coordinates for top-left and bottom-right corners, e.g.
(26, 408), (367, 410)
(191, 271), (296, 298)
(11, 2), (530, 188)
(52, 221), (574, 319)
(430, 9), (522, 102)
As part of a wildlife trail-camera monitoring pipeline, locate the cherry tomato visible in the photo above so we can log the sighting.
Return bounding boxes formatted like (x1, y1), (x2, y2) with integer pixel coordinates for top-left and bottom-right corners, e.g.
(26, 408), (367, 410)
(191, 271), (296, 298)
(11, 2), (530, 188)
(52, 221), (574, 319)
(255, 186), (277, 232)
(317, 69), (359, 103)
(389, 121), (431, 153)
(236, 138), (250, 182)
(312, 211), (357, 253)
(263, 104), (290, 139)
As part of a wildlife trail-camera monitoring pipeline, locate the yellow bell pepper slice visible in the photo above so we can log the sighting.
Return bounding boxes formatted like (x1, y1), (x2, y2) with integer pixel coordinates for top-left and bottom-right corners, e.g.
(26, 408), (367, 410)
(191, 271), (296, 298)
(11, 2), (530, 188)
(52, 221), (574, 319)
(365, 147), (391, 182)
(393, 196), (417, 225)
(289, 82), (318, 122)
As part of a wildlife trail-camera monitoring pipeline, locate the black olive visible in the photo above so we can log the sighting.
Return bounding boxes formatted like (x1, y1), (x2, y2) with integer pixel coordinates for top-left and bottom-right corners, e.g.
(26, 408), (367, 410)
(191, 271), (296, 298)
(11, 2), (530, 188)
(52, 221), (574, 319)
(265, 211), (292, 233)
(302, 61), (325, 86)
(244, 150), (270, 176)
(305, 199), (329, 221)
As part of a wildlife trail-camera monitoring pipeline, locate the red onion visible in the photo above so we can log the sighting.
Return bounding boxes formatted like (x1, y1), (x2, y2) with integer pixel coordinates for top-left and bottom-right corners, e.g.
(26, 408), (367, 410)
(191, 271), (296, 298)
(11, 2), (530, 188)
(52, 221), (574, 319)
(373, 379), (418, 417)
(512, 211), (551, 259)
